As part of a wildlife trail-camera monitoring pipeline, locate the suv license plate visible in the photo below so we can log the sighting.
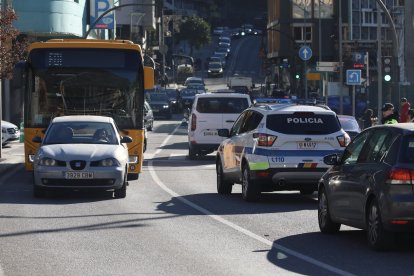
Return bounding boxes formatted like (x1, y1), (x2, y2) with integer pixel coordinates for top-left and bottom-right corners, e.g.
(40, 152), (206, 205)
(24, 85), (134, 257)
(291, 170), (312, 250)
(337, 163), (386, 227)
(65, 172), (94, 179)
(204, 131), (217, 136)
(297, 142), (317, 149)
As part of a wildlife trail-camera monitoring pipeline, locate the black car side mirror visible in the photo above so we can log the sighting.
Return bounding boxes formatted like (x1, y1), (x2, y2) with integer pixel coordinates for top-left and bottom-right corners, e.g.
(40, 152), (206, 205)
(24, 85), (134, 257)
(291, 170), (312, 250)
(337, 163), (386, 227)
(323, 154), (340, 165)
(217, 128), (230, 137)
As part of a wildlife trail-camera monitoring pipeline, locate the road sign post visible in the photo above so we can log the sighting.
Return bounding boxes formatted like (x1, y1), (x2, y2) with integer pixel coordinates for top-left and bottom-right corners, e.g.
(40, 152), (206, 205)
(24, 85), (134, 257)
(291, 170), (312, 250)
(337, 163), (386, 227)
(299, 46), (312, 100)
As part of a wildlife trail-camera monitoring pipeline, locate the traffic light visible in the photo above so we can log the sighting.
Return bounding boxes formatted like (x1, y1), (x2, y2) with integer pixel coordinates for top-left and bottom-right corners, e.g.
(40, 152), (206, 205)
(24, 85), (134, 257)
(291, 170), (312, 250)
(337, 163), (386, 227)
(382, 56), (392, 82)
(295, 73), (301, 79)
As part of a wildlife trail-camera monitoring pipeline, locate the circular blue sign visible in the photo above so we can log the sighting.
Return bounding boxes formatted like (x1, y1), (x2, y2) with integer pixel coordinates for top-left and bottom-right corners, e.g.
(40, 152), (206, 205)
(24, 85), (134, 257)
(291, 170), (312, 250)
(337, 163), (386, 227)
(299, 46), (312, 61)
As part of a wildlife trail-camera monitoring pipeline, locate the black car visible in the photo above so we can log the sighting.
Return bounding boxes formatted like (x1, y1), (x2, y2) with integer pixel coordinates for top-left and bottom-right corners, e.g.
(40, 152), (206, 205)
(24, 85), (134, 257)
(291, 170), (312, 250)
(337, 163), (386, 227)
(148, 92), (172, 119)
(163, 88), (182, 113)
(180, 88), (202, 110)
(318, 124), (414, 250)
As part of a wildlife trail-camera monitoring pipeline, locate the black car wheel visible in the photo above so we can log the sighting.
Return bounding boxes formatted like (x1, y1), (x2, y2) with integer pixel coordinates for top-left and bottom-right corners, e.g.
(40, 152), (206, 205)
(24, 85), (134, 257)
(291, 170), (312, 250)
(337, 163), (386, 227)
(242, 165), (260, 202)
(318, 187), (340, 233)
(216, 159), (232, 195)
(367, 199), (394, 250)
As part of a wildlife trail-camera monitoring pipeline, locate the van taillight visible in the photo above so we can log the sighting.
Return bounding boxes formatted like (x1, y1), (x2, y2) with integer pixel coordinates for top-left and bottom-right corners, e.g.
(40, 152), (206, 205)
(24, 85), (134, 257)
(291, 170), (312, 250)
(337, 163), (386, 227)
(253, 133), (277, 147)
(191, 113), (197, 131)
(387, 168), (414, 185)
(336, 134), (351, 147)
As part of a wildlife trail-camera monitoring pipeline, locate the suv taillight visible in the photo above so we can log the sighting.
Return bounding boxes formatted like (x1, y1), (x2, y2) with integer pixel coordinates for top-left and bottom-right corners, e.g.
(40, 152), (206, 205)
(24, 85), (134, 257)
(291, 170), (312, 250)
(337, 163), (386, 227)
(253, 133), (277, 147)
(336, 134), (351, 147)
(191, 113), (197, 131)
(387, 168), (414, 185)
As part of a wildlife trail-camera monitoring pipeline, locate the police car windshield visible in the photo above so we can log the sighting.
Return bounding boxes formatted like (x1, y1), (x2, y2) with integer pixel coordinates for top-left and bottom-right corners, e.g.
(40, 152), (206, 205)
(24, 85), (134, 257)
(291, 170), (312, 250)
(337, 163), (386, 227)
(266, 113), (341, 134)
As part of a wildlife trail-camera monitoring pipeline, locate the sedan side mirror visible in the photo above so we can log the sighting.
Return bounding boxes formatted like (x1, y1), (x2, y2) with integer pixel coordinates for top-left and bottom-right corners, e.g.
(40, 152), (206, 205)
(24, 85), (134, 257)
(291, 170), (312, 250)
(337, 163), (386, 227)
(121, 136), (133, 143)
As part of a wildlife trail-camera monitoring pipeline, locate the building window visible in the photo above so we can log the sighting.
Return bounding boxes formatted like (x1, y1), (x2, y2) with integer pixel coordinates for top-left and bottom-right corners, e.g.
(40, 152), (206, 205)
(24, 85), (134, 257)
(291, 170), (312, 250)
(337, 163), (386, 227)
(293, 25), (312, 42)
(314, 0), (334, 18)
(292, 0), (312, 19)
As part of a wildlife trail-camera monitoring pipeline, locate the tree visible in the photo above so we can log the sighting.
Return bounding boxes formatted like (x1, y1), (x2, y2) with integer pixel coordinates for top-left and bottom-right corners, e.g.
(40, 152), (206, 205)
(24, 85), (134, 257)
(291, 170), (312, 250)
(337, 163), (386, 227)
(0, 8), (27, 79)
(175, 16), (211, 56)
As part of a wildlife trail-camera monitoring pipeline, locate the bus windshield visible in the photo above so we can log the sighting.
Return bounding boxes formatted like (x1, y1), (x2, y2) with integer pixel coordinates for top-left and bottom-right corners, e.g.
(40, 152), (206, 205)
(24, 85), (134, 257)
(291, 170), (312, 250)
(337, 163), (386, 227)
(26, 48), (144, 129)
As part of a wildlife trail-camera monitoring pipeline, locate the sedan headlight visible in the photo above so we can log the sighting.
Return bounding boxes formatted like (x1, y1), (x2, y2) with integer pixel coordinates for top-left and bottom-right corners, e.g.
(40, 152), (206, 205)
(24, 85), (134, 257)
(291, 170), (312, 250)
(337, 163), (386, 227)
(163, 105), (169, 109)
(39, 158), (58, 166)
(98, 158), (121, 167)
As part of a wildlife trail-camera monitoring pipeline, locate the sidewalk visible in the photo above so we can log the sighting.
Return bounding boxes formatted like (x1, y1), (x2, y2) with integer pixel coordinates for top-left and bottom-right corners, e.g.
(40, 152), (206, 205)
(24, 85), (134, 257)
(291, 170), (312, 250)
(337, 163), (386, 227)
(0, 141), (24, 177)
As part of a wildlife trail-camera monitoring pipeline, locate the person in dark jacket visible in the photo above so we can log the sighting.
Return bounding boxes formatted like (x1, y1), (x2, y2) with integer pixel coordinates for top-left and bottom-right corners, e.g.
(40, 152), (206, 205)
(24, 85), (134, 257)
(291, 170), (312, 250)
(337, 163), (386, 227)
(361, 108), (373, 129)
(381, 103), (399, 124)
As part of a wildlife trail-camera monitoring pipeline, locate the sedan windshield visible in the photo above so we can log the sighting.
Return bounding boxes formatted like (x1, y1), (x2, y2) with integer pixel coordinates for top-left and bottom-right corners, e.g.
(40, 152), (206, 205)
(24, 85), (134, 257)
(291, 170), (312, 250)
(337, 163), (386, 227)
(43, 122), (118, 145)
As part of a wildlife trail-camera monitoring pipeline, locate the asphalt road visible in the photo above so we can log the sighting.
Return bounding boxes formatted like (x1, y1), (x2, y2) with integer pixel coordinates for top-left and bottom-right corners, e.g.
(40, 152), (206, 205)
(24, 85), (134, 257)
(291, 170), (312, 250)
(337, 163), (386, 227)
(1, 114), (414, 275)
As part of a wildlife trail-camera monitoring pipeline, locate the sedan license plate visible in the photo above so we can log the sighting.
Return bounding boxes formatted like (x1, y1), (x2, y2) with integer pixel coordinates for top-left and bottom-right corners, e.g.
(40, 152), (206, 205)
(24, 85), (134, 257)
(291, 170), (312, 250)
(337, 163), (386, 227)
(297, 142), (317, 149)
(204, 131), (217, 136)
(65, 171), (94, 179)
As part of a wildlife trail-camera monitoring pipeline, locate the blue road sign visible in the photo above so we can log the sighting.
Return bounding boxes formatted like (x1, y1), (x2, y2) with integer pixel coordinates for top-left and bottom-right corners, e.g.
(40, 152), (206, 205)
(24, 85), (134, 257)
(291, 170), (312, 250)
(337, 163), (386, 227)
(346, 69), (362, 85)
(299, 46), (312, 61)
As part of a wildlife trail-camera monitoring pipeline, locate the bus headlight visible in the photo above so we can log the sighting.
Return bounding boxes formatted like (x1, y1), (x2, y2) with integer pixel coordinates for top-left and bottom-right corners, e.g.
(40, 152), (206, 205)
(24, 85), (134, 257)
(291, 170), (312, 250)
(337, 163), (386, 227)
(29, 154), (35, 163)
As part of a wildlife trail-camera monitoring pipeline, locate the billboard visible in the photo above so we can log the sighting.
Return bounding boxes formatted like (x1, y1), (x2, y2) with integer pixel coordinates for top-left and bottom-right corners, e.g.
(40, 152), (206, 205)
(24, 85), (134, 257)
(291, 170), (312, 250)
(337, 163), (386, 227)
(90, 0), (114, 29)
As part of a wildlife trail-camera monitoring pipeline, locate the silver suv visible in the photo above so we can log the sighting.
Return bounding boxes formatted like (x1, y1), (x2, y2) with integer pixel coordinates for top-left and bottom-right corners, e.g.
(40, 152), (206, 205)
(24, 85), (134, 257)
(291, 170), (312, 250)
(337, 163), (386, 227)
(188, 93), (251, 159)
(216, 103), (350, 201)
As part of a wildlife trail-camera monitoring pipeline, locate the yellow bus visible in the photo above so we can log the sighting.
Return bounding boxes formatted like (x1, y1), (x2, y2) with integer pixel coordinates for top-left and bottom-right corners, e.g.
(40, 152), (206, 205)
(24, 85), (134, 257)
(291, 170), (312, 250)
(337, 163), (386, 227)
(23, 39), (154, 180)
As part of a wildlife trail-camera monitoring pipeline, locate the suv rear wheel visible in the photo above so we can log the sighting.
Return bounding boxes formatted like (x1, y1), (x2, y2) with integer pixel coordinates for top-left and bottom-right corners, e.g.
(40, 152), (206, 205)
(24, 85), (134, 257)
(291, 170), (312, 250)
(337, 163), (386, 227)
(216, 160), (232, 194)
(242, 165), (260, 201)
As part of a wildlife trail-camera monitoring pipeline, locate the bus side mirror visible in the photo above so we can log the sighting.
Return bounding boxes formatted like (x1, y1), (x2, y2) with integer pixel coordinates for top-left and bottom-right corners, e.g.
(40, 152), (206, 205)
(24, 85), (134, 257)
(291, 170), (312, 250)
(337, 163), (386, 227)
(143, 66), (155, 90)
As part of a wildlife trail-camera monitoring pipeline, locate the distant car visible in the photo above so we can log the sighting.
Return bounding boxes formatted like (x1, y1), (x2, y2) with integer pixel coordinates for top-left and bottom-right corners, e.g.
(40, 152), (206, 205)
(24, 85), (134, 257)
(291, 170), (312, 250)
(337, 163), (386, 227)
(210, 55), (226, 69)
(144, 100), (154, 131)
(32, 115), (132, 198)
(180, 88), (202, 110)
(163, 88), (182, 113)
(216, 104), (350, 201)
(148, 92), (173, 119)
(337, 114), (361, 140)
(207, 62), (224, 78)
(318, 124), (414, 250)
(184, 77), (205, 87)
(188, 93), (252, 159)
(1, 120), (20, 146)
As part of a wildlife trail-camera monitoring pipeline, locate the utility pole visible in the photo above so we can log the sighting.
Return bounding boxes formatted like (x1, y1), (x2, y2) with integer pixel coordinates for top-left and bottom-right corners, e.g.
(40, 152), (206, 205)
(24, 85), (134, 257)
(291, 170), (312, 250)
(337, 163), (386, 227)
(377, 2), (383, 122)
(339, 0), (343, 114)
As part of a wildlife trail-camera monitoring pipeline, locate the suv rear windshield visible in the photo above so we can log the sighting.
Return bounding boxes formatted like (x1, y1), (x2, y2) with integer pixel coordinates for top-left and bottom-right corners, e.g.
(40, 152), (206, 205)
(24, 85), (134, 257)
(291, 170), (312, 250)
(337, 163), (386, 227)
(266, 113), (341, 134)
(196, 97), (249, 114)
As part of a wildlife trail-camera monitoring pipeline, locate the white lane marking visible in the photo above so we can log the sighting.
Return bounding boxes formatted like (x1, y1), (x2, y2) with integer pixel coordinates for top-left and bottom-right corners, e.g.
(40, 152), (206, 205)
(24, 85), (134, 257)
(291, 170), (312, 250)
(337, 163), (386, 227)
(148, 124), (354, 276)
(168, 154), (187, 160)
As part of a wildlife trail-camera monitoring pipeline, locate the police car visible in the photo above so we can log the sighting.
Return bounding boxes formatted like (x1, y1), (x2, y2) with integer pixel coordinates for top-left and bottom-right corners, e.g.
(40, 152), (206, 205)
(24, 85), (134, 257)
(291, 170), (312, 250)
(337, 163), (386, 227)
(215, 103), (350, 201)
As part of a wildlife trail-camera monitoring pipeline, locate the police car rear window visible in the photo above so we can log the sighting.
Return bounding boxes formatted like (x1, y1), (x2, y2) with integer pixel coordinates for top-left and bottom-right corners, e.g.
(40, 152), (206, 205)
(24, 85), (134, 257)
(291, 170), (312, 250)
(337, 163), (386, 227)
(266, 112), (341, 134)
(196, 97), (249, 114)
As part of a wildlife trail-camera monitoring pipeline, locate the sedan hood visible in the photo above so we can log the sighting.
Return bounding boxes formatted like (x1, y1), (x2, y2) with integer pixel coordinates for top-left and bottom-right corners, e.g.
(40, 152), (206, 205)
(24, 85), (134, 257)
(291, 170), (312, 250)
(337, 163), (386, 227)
(39, 144), (127, 162)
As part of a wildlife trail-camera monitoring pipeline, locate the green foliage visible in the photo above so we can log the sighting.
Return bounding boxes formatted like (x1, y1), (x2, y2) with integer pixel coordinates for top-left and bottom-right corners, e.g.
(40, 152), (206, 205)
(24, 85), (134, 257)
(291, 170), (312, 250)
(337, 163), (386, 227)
(0, 8), (28, 79)
(176, 16), (211, 52)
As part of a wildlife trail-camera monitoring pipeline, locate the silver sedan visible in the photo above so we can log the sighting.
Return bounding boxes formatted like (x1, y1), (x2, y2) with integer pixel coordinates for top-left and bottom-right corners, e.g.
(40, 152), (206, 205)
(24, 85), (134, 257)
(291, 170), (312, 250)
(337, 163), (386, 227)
(32, 115), (132, 198)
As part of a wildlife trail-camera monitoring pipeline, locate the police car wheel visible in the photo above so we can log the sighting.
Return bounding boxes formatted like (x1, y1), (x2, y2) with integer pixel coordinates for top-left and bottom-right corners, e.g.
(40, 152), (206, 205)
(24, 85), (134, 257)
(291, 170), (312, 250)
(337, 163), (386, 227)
(216, 160), (232, 195)
(241, 165), (260, 202)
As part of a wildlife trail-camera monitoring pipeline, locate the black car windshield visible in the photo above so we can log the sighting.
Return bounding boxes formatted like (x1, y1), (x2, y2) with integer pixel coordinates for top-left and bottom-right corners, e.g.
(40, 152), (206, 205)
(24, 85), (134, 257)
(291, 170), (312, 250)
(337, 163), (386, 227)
(149, 93), (169, 101)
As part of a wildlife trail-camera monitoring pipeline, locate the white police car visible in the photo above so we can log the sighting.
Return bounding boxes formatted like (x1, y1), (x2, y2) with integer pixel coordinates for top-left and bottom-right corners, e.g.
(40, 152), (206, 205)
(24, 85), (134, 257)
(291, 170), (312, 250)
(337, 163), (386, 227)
(216, 103), (350, 201)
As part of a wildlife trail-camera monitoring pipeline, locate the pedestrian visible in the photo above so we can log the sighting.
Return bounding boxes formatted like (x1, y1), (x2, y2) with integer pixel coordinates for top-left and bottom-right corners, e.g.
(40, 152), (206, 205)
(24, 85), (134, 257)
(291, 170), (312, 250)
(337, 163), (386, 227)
(381, 103), (399, 124)
(361, 108), (373, 129)
(400, 97), (411, 122)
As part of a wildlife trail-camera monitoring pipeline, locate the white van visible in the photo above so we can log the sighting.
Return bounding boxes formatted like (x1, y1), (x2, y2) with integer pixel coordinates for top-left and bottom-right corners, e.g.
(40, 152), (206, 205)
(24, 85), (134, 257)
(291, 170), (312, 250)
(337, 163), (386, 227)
(188, 93), (251, 159)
